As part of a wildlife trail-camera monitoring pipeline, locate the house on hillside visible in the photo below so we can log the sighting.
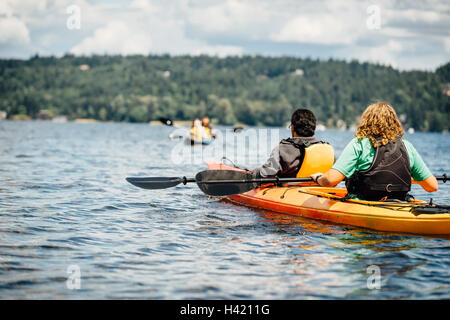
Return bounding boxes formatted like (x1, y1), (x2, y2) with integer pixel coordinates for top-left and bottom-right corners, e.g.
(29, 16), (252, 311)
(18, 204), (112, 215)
(37, 109), (53, 120)
(443, 83), (450, 96)
(292, 69), (304, 76)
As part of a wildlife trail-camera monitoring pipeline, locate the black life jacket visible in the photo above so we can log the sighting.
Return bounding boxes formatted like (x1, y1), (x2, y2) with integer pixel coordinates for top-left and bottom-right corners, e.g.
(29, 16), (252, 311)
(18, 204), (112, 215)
(346, 138), (411, 201)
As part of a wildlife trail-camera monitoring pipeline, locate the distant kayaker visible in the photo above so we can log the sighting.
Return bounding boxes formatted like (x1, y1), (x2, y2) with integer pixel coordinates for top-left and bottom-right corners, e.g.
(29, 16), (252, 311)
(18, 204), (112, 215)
(311, 102), (438, 201)
(201, 116), (216, 139)
(190, 118), (208, 142)
(252, 109), (335, 178)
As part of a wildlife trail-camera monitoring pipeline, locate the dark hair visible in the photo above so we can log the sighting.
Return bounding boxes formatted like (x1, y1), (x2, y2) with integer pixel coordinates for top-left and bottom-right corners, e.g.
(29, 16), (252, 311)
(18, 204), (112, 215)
(291, 109), (316, 137)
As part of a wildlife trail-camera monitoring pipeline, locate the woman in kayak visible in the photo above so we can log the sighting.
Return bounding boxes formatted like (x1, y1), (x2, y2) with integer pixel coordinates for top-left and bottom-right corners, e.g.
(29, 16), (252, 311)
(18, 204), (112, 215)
(190, 118), (208, 142)
(311, 102), (438, 201)
(252, 109), (335, 178)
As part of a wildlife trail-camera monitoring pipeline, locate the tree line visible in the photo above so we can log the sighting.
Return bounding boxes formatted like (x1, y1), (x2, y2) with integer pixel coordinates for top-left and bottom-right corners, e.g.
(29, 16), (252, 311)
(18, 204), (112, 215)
(0, 54), (448, 131)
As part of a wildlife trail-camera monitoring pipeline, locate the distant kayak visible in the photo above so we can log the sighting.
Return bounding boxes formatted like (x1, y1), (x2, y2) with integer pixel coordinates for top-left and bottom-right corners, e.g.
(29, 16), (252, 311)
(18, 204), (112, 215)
(168, 132), (214, 145)
(185, 137), (213, 145)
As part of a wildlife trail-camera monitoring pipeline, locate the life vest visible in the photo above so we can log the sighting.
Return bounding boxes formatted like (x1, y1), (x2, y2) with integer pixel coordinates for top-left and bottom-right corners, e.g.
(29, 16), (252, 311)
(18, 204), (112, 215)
(190, 126), (205, 141)
(191, 126), (211, 141)
(296, 142), (335, 178)
(280, 138), (335, 178)
(346, 138), (411, 201)
(203, 126), (212, 140)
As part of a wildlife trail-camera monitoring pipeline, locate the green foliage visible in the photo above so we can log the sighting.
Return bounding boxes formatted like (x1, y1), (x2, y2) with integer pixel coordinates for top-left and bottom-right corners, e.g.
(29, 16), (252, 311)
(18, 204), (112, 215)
(0, 55), (448, 131)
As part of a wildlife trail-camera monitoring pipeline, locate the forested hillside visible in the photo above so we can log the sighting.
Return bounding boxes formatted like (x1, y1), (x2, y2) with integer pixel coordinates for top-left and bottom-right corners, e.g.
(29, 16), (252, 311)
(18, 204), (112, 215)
(0, 54), (449, 131)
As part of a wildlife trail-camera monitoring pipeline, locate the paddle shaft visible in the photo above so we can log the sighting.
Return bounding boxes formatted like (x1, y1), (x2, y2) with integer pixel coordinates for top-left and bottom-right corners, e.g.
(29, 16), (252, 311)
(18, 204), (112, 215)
(195, 175), (448, 185)
(126, 171), (448, 193)
(196, 177), (313, 185)
(134, 174), (448, 187)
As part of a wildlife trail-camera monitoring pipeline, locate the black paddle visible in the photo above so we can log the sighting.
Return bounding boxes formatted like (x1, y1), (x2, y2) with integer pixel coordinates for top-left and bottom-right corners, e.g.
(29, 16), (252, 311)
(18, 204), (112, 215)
(159, 117), (174, 126)
(127, 171), (448, 196)
(233, 126), (244, 133)
(126, 170), (314, 196)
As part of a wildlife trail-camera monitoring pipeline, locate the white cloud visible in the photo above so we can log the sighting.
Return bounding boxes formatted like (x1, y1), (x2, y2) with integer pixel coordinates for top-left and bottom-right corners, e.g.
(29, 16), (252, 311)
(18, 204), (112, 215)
(130, 0), (159, 12)
(2, 0), (48, 15)
(444, 38), (450, 54)
(186, 0), (272, 39)
(0, 15), (30, 44)
(346, 49), (398, 68)
(271, 15), (359, 45)
(0, 0), (448, 70)
(337, 40), (405, 69)
(386, 40), (402, 52)
(69, 1), (245, 57)
(0, 1), (30, 45)
(381, 27), (415, 38)
(0, 1), (13, 15)
(70, 21), (152, 55)
(387, 9), (441, 24)
(269, 1), (370, 45)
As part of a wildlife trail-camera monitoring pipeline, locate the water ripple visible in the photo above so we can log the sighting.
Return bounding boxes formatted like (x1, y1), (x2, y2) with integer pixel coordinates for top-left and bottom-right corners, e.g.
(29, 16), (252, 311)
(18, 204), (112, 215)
(0, 121), (449, 299)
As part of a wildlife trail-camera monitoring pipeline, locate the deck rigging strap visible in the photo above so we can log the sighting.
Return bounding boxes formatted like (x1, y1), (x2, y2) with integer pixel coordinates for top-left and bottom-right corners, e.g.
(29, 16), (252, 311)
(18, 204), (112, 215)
(220, 157), (250, 172)
(294, 189), (450, 214)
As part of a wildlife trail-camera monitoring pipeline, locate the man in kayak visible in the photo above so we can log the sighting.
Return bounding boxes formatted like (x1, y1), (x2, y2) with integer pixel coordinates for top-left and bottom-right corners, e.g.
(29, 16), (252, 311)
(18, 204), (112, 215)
(252, 109), (335, 178)
(201, 116), (216, 139)
(311, 102), (438, 201)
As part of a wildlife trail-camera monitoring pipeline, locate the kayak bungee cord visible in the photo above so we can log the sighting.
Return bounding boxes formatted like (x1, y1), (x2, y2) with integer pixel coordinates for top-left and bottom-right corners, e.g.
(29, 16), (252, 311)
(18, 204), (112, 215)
(257, 180), (450, 214)
(220, 157), (250, 171)
(293, 188), (449, 214)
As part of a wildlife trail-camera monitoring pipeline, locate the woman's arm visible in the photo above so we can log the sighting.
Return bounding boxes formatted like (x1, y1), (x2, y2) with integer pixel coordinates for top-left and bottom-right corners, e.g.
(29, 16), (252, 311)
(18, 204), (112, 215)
(406, 141), (438, 193)
(416, 175), (438, 192)
(311, 169), (345, 187)
(311, 138), (360, 187)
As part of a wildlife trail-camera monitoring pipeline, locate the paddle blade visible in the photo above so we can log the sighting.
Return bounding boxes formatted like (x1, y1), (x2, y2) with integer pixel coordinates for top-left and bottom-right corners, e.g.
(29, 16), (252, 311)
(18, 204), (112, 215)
(195, 170), (256, 196)
(126, 177), (182, 189)
(159, 117), (173, 126)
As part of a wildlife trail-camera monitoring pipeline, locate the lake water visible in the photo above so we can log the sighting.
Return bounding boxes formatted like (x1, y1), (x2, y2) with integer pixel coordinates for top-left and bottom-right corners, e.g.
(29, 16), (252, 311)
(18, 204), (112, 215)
(0, 120), (449, 299)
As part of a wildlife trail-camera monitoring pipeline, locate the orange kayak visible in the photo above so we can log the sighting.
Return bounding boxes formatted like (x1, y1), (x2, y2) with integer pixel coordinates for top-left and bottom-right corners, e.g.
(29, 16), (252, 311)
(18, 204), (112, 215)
(207, 161), (450, 235)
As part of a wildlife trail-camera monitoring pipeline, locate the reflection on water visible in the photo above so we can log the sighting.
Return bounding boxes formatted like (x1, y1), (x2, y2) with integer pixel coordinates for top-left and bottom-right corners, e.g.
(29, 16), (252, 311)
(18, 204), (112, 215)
(0, 120), (449, 299)
(250, 208), (450, 299)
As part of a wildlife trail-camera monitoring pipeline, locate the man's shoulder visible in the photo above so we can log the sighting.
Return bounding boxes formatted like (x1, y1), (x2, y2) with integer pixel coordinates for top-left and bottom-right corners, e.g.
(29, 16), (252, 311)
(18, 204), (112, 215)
(281, 136), (320, 144)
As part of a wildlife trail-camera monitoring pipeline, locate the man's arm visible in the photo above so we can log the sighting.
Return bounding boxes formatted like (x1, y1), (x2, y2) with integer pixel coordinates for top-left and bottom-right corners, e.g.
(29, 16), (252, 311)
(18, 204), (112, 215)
(252, 145), (282, 178)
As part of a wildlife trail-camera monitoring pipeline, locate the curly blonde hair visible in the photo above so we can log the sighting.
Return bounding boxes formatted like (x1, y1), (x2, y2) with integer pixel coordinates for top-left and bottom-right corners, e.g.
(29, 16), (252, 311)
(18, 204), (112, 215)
(355, 102), (404, 147)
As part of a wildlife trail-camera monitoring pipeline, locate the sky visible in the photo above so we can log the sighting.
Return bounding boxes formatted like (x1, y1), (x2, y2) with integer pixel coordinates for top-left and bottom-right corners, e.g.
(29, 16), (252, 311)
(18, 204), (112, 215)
(0, 0), (449, 71)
